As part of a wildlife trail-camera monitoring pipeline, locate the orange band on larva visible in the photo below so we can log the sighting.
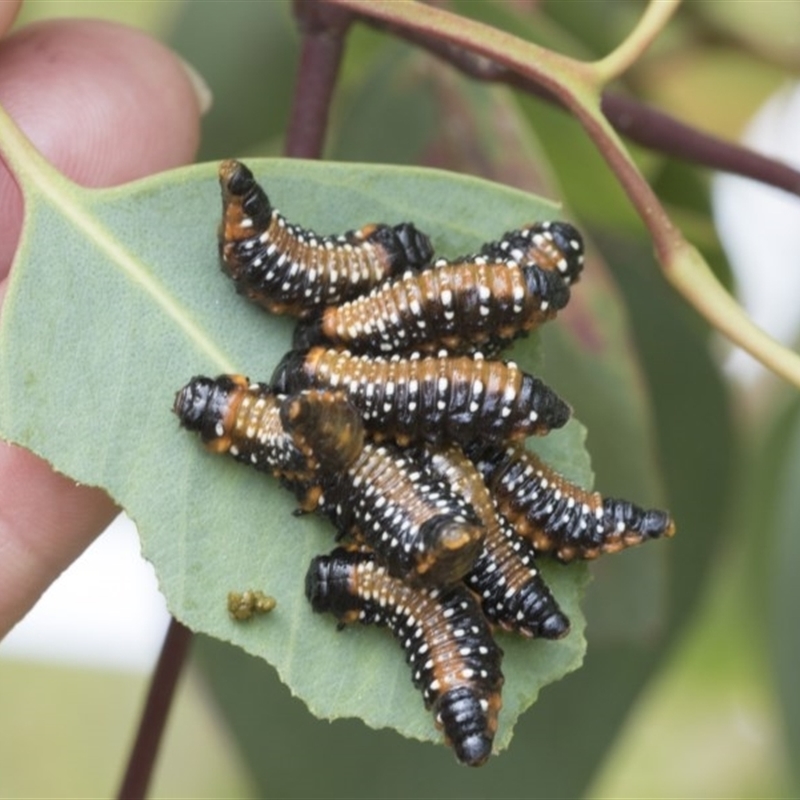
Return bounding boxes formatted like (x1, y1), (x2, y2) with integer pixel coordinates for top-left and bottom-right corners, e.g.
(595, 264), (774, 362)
(292, 255), (572, 356)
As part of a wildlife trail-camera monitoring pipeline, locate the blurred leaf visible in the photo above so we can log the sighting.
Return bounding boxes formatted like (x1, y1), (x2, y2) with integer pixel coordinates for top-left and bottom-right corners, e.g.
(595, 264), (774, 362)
(636, 47), (786, 142)
(690, 1), (800, 70)
(598, 232), (735, 634)
(167, 1), (299, 161)
(652, 159), (714, 218)
(328, 42), (439, 164)
(766, 397), (800, 790)
(540, 0), (643, 61)
(451, 0), (594, 60)
(0, 157), (590, 754)
(13, 0), (179, 31)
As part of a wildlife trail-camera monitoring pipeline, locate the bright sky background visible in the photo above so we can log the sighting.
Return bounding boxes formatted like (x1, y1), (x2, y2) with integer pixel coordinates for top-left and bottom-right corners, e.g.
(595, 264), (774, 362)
(0, 514), (170, 672)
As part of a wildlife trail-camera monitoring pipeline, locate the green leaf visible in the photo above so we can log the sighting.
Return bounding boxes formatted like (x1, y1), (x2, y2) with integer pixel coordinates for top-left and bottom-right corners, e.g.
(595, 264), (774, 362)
(0, 144), (589, 753)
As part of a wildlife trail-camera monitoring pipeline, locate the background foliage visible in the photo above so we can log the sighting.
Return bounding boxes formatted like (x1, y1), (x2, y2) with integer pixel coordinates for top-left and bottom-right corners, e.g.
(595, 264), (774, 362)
(2, 1), (799, 797)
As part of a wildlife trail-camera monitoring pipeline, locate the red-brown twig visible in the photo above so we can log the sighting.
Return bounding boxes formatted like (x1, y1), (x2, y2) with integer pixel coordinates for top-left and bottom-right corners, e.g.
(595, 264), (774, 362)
(317, 0), (800, 387)
(116, 618), (193, 800)
(285, 1), (352, 159)
(331, 6), (800, 198)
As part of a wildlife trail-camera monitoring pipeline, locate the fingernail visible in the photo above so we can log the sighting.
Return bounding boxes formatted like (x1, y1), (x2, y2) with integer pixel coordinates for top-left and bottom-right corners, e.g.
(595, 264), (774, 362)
(177, 56), (213, 117)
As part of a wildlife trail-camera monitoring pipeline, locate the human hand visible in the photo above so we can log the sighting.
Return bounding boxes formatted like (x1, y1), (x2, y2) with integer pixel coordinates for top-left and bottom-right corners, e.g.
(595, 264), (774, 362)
(0, 4), (207, 636)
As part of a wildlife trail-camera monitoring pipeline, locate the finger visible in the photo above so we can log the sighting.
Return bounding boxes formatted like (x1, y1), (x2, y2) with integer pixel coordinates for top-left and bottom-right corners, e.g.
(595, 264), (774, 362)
(0, 1), (22, 37)
(0, 444), (119, 635)
(0, 17), (208, 275)
(0, 19), (206, 636)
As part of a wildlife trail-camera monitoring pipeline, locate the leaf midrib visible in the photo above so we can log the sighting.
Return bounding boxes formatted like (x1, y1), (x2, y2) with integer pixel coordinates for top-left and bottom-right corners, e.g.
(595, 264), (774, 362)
(0, 103), (235, 373)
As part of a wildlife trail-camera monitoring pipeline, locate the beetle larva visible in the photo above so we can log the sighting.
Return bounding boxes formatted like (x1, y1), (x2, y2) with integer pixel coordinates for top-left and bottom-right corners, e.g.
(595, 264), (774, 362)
(282, 392), (486, 586)
(174, 374), (312, 479)
(271, 347), (571, 446)
(173, 376), (363, 510)
(415, 444), (570, 639)
(291, 252), (571, 356)
(218, 159), (434, 317)
(469, 442), (677, 562)
(306, 547), (504, 767)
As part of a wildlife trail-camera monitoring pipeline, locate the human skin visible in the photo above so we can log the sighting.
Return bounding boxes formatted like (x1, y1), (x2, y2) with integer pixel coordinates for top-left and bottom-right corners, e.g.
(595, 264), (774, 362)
(0, 7), (206, 636)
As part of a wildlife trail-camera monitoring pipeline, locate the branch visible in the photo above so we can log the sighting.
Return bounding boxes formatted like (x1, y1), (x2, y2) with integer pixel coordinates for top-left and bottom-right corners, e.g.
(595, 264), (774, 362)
(117, 618), (193, 800)
(285, 1), (352, 159)
(601, 93), (800, 196)
(590, 0), (682, 83)
(340, 5), (800, 198)
(321, 0), (800, 388)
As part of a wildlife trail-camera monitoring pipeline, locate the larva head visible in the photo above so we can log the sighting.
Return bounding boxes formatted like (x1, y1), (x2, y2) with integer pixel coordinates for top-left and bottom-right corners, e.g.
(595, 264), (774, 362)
(372, 222), (435, 271)
(280, 390), (365, 473)
(173, 374), (249, 453)
(304, 549), (363, 624)
(539, 221), (585, 284)
(415, 515), (485, 586)
(218, 159), (273, 242)
(522, 264), (571, 313)
(292, 316), (326, 351)
(270, 348), (311, 394)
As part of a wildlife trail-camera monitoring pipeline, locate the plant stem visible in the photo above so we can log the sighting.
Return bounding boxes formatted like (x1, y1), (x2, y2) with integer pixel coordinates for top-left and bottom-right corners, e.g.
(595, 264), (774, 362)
(328, 0), (596, 100)
(666, 240), (800, 384)
(340, 12), (800, 198)
(285, 1), (351, 159)
(589, 0), (682, 84)
(322, 0), (800, 389)
(600, 93), (800, 197)
(117, 618), (193, 800)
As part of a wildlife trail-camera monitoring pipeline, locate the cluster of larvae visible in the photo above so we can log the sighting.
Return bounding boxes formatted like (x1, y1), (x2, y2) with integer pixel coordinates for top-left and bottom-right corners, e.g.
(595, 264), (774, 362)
(174, 160), (676, 767)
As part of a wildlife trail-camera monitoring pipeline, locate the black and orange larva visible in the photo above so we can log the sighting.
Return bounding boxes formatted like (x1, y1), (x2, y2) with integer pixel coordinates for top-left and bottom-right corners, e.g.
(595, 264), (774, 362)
(173, 374), (314, 480)
(175, 378), (483, 583)
(305, 547), (504, 767)
(173, 376), (363, 512)
(291, 251), (572, 356)
(271, 347), (571, 447)
(468, 442), (677, 562)
(282, 391), (486, 586)
(218, 160), (434, 317)
(479, 221), (585, 285)
(416, 444), (569, 639)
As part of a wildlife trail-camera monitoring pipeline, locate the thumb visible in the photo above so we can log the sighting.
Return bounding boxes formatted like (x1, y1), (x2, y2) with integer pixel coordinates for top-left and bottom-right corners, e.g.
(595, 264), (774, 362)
(0, 18), (208, 636)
